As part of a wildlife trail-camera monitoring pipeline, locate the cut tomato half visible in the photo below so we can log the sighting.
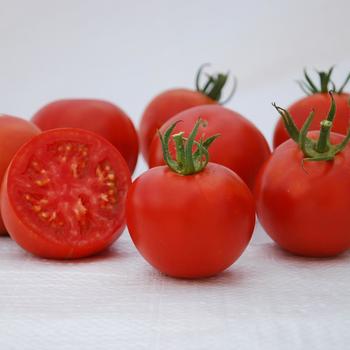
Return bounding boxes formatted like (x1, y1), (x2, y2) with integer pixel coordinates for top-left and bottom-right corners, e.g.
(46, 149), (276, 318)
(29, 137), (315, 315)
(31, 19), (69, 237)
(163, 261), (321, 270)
(1, 128), (131, 259)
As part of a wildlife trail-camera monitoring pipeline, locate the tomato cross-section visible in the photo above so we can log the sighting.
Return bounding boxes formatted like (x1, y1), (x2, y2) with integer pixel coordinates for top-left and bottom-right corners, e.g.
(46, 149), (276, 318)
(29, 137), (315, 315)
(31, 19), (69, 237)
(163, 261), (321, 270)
(1, 128), (131, 259)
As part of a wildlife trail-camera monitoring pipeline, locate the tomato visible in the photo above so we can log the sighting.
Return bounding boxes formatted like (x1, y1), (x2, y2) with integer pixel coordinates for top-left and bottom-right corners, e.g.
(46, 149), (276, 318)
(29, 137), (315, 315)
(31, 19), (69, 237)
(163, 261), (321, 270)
(31, 99), (139, 174)
(256, 95), (350, 257)
(0, 115), (41, 234)
(1, 128), (131, 259)
(149, 105), (270, 190)
(274, 93), (350, 148)
(273, 67), (350, 148)
(139, 64), (236, 162)
(127, 120), (255, 278)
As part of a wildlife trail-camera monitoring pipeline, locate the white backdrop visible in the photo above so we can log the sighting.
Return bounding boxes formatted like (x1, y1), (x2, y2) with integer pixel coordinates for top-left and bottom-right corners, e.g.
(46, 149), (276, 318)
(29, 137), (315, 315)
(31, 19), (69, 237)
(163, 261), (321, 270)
(1, 2), (350, 349)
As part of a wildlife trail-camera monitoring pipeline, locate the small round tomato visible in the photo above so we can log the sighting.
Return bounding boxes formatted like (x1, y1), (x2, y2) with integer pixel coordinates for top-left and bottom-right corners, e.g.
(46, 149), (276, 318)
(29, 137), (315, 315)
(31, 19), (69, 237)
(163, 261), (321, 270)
(127, 120), (255, 278)
(32, 99), (139, 174)
(149, 105), (270, 190)
(0, 115), (41, 234)
(139, 64), (236, 162)
(273, 67), (350, 148)
(1, 128), (131, 259)
(256, 95), (350, 257)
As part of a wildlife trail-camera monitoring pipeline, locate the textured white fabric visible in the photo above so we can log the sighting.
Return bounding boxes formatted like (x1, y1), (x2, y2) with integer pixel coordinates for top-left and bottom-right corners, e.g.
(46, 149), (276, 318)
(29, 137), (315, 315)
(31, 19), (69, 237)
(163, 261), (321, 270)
(1, 231), (349, 350)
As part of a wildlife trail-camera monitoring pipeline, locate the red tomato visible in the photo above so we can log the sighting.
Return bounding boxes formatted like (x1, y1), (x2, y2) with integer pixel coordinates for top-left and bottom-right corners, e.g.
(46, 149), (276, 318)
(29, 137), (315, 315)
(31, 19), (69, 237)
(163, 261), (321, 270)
(31, 99), (139, 174)
(148, 105), (270, 190)
(1, 128), (131, 259)
(273, 93), (350, 148)
(273, 68), (350, 148)
(140, 89), (215, 162)
(139, 65), (236, 162)
(256, 132), (350, 257)
(127, 119), (255, 278)
(0, 115), (41, 234)
(127, 163), (255, 278)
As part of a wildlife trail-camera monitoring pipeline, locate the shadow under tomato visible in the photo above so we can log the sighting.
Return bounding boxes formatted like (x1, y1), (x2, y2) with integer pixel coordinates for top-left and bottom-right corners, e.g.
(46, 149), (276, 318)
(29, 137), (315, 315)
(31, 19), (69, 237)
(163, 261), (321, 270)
(7, 240), (131, 265)
(144, 265), (248, 286)
(46, 243), (134, 265)
(264, 242), (350, 265)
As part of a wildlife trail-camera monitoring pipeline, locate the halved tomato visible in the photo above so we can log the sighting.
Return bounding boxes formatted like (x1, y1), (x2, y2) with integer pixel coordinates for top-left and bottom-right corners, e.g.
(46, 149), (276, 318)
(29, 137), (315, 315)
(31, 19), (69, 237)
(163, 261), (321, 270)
(1, 128), (131, 259)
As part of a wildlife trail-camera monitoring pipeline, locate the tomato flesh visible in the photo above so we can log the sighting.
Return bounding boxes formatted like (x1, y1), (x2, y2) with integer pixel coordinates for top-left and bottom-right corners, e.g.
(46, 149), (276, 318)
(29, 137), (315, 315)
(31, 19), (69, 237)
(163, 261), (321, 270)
(0, 115), (41, 234)
(2, 128), (131, 259)
(32, 99), (139, 174)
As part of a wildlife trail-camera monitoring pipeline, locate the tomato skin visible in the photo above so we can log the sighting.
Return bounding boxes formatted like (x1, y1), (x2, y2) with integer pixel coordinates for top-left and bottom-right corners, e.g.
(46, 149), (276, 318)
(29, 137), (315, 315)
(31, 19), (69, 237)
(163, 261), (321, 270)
(1, 128), (131, 259)
(148, 105), (270, 190)
(0, 115), (41, 234)
(32, 99), (139, 174)
(139, 89), (216, 162)
(273, 93), (350, 148)
(255, 131), (350, 257)
(126, 163), (255, 278)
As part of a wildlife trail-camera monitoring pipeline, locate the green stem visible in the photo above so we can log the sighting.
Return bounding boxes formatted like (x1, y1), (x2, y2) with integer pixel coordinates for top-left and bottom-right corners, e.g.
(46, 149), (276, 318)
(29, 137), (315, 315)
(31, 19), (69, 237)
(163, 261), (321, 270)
(158, 119), (219, 175)
(298, 66), (350, 95)
(173, 132), (185, 168)
(316, 120), (332, 153)
(195, 63), (236, 104)
(273, 91), (350, 162)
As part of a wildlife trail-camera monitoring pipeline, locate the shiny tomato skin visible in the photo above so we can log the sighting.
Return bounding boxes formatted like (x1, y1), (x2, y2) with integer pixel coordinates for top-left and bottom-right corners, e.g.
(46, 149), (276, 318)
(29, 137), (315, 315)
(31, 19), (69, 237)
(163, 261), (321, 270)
(0, 115), (41, 234)
(273, 93), (350, 148)
(1, 128), (131, 259)
(126, 163), (255, 278)
(256, 131), (350, 257)
(32, 99), (139, 174)
(149, 105), (270, 190)
(140, 89), (216, 162)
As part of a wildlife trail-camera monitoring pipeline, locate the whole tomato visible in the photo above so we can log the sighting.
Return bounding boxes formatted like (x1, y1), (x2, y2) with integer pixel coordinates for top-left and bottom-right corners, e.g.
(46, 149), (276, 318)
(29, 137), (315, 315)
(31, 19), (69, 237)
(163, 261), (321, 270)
(31, 99), (139, 174)
(256, 93), (350, 257)
(127, 119), (255, 278)
(273, 67), (350, 148)
(149, 105), (270, 190)
(0, 115), (41, 234)
(139, 64), (236, 162)
(1, 128), (131, 259)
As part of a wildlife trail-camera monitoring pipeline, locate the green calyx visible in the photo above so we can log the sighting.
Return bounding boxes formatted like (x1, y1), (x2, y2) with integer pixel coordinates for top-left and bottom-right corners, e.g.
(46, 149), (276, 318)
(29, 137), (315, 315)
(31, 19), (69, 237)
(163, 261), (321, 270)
(273, 91), (350, 162)
(195, 63), (237, 104)
(158, 118), (219, 175)
(298, 66), (350, 95)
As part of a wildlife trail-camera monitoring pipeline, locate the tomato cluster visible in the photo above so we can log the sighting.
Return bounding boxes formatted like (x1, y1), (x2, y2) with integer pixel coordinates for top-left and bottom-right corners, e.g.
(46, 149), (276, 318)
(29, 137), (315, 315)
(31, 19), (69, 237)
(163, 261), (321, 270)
(1, 65), (350, 278)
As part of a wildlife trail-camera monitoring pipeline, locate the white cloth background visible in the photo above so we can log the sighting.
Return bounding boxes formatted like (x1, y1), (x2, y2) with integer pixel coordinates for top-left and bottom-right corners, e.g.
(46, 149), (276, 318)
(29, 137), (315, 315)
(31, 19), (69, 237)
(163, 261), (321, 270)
(0, 0), (350, 348)
(1, 235), (349, 350)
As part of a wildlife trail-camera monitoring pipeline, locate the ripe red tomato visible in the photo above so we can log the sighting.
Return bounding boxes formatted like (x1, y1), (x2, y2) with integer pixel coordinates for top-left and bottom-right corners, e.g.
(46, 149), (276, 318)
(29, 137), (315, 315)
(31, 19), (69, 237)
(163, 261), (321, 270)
(139, 65), (235, 162)
(274, 93), (350, 148)
(0, 115), (41, 234)
(140, 90), (215, 162)
(1, 128), (131, 259)
(256, 96), (350, 257)
(31, 99), (139, 174)
(127, 120), (255, 278)
(149, 105), (270, 190)
(273, 68), (350, 148)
